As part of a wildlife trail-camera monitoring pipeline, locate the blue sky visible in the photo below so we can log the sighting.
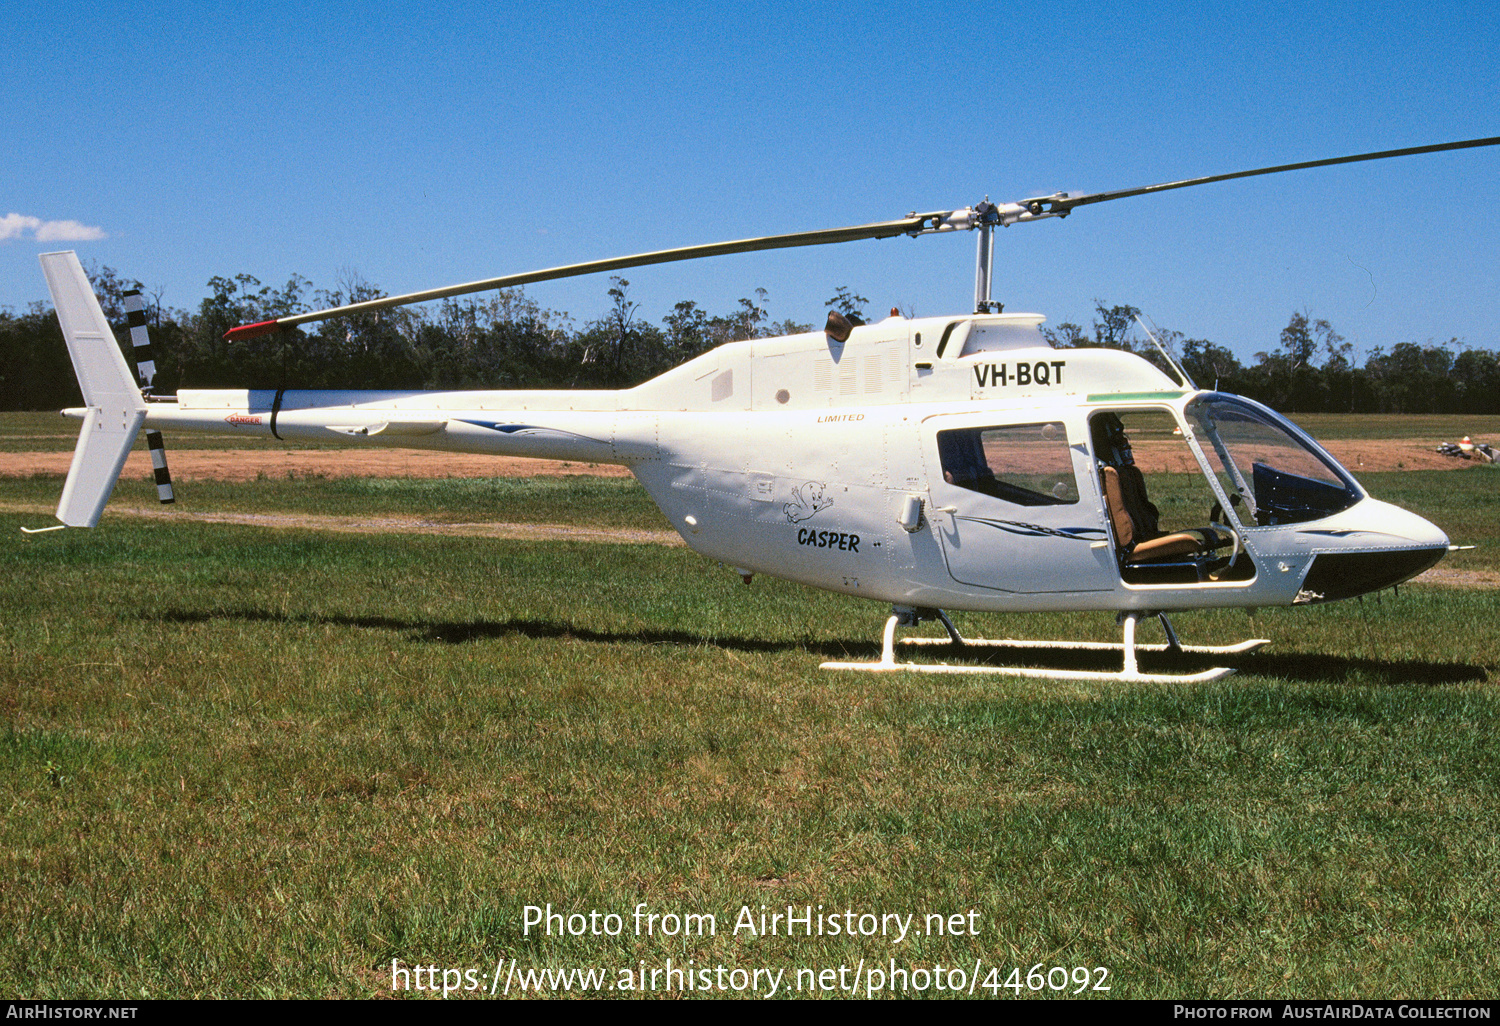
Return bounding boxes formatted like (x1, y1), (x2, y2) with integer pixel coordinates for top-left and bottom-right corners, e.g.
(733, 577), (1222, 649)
(4, 0), (1497, 362)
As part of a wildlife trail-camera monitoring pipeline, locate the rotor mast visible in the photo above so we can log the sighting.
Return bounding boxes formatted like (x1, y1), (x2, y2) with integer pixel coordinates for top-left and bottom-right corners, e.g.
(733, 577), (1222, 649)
(972, 200), (1003, 314)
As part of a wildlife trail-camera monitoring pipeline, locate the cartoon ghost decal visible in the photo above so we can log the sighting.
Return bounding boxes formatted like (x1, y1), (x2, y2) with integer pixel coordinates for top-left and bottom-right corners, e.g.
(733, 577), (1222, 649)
(784, 481), (834, 523)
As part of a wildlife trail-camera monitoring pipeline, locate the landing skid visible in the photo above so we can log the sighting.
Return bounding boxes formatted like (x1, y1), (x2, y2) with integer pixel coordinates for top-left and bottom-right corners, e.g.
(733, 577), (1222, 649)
(820, 608), (1269, 683)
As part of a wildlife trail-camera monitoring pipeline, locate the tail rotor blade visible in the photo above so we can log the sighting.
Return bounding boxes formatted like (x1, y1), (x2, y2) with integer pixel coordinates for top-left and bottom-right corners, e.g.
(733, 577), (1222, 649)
(123, 288), (157, 392)
(123, 289), (175, 505)
(145, 428), (175, 505)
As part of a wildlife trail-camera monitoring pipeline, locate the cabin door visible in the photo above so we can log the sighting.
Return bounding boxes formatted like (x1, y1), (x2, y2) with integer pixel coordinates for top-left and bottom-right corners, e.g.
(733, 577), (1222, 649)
(923, 415), (1117, 594)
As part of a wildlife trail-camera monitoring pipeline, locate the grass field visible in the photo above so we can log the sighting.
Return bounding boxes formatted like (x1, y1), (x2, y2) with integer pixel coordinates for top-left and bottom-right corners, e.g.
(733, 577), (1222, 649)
(1280, 413), (1500, 442)
(2, 415), (1498, 1000)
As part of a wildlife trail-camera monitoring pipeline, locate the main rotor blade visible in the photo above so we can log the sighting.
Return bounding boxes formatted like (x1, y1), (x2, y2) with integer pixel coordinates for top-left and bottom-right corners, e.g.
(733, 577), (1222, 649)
(223, 215), (932, 340)
(225, 134), (1500, 341)
(1020, 134), (1500, 216)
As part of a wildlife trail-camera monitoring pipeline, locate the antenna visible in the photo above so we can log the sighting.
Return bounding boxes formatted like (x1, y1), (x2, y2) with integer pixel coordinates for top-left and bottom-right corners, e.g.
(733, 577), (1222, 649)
(1135, 313), (1196, 390)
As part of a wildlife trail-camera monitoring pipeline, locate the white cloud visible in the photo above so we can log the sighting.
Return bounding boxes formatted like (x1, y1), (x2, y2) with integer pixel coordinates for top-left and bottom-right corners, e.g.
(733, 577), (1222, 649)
(0, 213), (42, 241)
(35, 219), (107, 242)
(1, 212), (106, 243)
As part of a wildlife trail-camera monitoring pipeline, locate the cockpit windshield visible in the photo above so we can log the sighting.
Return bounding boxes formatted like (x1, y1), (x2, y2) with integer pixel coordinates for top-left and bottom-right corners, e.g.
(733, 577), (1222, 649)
(1185, 396), (1361, 526)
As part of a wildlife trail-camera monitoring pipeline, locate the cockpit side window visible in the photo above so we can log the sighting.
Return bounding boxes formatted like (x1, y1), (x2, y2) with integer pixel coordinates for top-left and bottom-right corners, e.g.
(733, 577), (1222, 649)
(1186, 397), (1359, 525)
(936, 422), (1079, 506)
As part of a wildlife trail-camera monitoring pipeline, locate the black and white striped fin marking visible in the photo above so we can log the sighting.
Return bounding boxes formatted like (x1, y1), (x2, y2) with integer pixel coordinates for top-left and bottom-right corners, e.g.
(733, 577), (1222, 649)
(122, 289), (155, 391)
(145, 428), (174, 504)
(122, 289), (175, 504)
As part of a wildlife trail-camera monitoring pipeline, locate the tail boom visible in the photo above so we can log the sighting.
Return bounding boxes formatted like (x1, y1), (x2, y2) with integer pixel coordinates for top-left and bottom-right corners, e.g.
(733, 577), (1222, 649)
(141, 389), (659, 466)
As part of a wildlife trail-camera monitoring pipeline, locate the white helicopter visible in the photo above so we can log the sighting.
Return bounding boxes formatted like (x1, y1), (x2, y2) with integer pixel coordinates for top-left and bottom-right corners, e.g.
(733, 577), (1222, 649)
(36, 137), (1498, 683)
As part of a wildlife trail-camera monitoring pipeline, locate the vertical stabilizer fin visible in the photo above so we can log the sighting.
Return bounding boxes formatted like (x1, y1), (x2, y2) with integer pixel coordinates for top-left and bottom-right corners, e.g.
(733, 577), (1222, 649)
(40, 251), (147, 528)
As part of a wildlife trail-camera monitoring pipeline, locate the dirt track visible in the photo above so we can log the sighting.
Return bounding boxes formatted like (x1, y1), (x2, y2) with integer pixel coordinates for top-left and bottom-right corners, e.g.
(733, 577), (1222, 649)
(1120, 439), (1483, 474)
(0, 500), (682, 546)
(0, 434), (1489, 480)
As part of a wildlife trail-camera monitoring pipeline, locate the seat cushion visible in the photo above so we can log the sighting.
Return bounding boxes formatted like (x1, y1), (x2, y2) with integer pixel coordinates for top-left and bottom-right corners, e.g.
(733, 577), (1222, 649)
(1125, 525), (1236, 563)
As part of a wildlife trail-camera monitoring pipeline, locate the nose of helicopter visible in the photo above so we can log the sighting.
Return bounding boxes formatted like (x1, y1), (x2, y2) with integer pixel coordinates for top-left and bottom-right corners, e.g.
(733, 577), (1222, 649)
(1295, 498), (1449, 602)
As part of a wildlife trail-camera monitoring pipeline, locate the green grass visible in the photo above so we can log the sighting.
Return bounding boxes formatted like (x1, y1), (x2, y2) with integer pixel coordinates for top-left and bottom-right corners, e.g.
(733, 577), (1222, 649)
(2, 436), (1498, 999)
(1280, 413), (1500, 442)
(1, 472), (670, 530)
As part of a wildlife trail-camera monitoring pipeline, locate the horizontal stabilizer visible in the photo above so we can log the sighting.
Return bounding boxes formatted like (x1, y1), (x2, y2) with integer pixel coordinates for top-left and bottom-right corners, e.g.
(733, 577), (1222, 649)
(41, 252), (147, 527)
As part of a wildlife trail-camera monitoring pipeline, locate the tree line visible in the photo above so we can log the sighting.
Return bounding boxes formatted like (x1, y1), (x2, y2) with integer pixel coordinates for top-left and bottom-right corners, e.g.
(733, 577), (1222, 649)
(1044, 303), (1500, 415)
(3, 266), (1498, 414)
(0, 265), (841, 411)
